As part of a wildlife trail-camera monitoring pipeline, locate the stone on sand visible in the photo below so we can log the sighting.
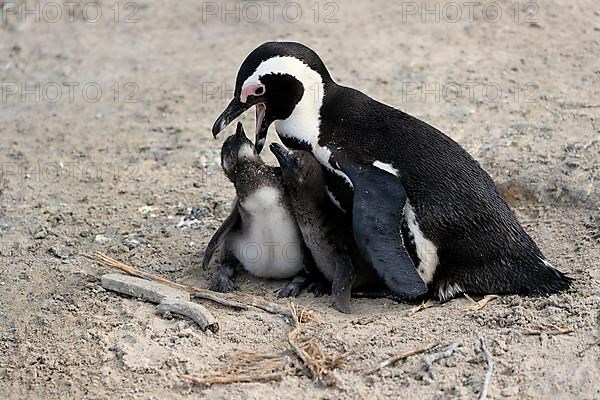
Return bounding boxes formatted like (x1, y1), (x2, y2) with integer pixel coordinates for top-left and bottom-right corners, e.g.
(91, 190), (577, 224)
(101, 273), (190, 303)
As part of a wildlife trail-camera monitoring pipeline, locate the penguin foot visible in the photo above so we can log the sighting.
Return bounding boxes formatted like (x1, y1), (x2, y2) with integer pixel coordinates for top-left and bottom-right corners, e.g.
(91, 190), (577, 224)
(276, 271), (313, 298)
(208, 275), (238, 293)
(276, 279), (329, 298)
(333, 295), (352, 314)
(464, 294), (499, 311)
(276, 282), (303, 298)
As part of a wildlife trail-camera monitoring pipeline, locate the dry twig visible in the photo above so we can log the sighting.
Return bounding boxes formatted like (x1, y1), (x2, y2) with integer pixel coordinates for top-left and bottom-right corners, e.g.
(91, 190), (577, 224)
(157, 300), (219, 333)
(477, 333), (494, 400)
(465, 294), (499, 312)
(286, 303), (362, 385)
(525, 325), (575, 336)
(227, 352), (295, 375)
(409, 299), (436, 316)
(90, 252), (292, 318)
(424, 342), (459, 379)
(364, 342), (438, 375)
(181, 351), (298, 387)
(183, 303), (357, 388)
(287, 303), (333, 384)
(181, 372), (283, 386)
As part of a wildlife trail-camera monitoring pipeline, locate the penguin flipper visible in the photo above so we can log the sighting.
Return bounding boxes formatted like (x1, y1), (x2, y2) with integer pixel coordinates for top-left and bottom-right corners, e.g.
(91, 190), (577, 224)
(202, 199), (241, 270)
(332, 251), (355, 313)
(335, 158), (427, 299)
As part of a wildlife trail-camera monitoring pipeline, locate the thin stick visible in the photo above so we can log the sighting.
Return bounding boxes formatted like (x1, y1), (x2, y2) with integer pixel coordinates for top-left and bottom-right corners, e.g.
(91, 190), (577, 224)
(192, 292), (249, 310)
(424, 342), (459, 379)
(525, 325), (575, 336)
(287, 303), (331, 384)
(409, 299), (435, 316)
(90, 252), (292, 318)
(364, 342), (438, 375)
(181, 372), (283, 386)
(239, 295), (294, 318)
(478, 333), (494, 400)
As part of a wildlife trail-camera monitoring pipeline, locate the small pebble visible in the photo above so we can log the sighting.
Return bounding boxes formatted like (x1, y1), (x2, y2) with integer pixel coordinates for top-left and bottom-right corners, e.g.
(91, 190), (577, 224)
(101, 273), (190, 304)
(501, 386), (520, 397)
(33, 229), (48, 239)
(94, 234), (110, 244)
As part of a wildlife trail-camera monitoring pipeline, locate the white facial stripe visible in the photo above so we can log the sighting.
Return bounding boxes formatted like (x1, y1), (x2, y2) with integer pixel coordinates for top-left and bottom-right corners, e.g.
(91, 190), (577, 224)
(242, 55), (320, 94)
(244, 56), (351, 193)
(243, 56), (323, 145)
(373, 161), (399, 176)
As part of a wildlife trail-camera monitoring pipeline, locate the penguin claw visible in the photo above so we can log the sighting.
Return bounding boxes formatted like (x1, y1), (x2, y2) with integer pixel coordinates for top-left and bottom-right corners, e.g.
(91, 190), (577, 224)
(275, 283), (302, 298)
(208, 276), (238, 293)
(464, 294), (498, 312)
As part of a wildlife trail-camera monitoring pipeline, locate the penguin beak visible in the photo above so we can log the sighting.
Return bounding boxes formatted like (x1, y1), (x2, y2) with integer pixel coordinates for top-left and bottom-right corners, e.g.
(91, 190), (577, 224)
(212, 97), (249, 138)
(213, 98), (272, 154)
(234, 121), (247, 140)
(270, 143), (293, 168)
(254, 103), (270, 154)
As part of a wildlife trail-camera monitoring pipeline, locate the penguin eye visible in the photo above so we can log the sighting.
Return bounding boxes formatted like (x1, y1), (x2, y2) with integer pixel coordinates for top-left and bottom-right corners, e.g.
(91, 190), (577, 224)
(254, 86), (265, 96)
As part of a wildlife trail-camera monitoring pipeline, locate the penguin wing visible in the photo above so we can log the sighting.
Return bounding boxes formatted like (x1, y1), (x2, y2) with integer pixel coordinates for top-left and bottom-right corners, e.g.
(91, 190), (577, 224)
(202, 199), (241, 270)
(335, 157), (428, 299)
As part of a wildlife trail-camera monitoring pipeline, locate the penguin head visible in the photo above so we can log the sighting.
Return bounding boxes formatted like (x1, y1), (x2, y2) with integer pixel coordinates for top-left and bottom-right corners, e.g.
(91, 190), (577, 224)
(270, 143), (325, 198)
(221, 122), (258, 182)
(213, 42), (333, 154)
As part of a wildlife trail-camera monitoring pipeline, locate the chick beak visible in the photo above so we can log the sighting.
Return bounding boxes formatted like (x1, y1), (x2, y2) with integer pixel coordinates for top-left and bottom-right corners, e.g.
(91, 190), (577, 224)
(270, 143), (293, 168)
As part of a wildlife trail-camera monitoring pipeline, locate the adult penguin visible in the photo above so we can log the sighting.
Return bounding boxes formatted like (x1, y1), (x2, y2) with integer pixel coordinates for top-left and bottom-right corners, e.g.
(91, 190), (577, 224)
(212, 41), (571, 300)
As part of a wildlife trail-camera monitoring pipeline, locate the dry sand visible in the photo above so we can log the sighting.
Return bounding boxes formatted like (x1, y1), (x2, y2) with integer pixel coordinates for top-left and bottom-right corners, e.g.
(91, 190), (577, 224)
(0, 0), (599, 398)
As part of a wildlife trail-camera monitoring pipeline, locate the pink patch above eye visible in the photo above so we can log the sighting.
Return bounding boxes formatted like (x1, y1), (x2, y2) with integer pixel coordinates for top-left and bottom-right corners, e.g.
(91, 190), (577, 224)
(240, 83), (265, 103)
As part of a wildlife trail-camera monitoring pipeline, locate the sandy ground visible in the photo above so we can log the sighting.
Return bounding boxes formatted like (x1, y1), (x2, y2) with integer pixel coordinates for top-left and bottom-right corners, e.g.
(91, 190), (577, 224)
(0, 0), (599, 398)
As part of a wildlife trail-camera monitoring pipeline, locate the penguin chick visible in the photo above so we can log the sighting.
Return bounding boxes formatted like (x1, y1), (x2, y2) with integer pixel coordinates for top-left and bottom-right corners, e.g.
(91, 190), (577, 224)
(203, 123), (309, 295)
(271, 143), (382, 313)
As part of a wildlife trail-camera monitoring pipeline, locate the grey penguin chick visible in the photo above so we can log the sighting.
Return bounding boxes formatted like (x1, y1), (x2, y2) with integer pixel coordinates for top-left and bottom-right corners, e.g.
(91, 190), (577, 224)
(203, 123), (309, 295)
(270, 143), (383, 313)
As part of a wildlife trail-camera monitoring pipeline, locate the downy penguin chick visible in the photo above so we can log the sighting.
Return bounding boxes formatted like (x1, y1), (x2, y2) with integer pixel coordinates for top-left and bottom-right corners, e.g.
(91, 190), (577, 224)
(270, 143), (383, 313)
(203, 123), (308, 295)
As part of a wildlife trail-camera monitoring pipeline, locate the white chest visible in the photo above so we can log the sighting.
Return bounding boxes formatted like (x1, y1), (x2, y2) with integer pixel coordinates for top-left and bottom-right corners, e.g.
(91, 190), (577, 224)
(233, 187), (304, 279)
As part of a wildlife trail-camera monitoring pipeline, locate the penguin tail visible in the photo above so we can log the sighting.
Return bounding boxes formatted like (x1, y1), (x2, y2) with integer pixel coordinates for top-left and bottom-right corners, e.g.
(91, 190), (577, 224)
(433, 255), (573, 299)
(529, 257), (573, 294)
(495, 255), (573, 296)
